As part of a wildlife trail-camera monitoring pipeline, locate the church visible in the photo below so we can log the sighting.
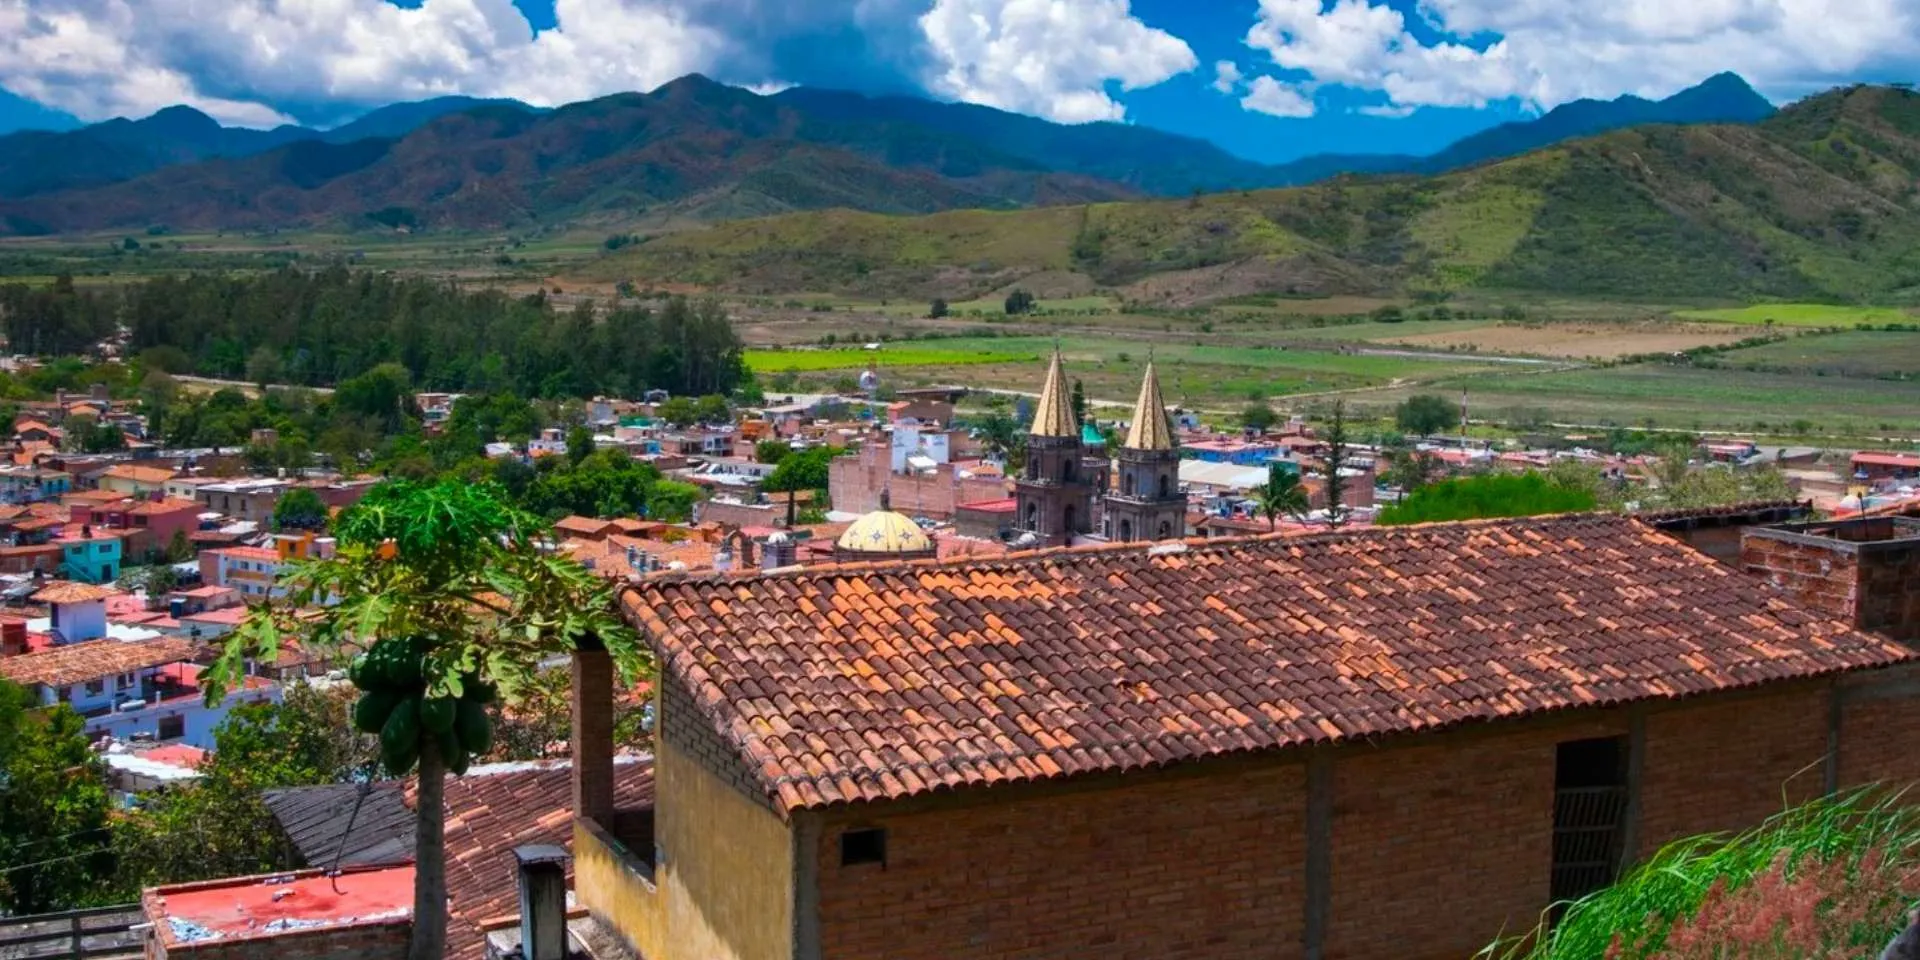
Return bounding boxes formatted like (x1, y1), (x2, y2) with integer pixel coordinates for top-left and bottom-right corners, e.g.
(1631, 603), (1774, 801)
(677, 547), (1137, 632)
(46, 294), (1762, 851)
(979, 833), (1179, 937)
(1013, 350), (1187, 546)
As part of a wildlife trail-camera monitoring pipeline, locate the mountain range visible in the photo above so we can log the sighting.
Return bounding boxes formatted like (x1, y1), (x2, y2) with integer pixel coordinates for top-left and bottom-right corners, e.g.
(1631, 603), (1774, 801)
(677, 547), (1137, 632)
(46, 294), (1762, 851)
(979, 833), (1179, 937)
(0, 73), (1776, 236)
(583, 83), (1920, 305)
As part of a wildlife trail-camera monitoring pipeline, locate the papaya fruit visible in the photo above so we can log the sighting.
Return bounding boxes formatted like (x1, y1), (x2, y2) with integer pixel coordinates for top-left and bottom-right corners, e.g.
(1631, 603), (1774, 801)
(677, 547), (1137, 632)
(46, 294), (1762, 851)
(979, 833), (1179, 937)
(447, 745), (472, 776)
(419, 695), (457, 735)
(363, 636), (428, 690)
(454, 699), (493, 757)
(381, 739), (418, 776)
(352, 689), (399, 734)
(347, 653), (370, 688)
(381, 695), (421, 759)
(435, 726), (462, 772)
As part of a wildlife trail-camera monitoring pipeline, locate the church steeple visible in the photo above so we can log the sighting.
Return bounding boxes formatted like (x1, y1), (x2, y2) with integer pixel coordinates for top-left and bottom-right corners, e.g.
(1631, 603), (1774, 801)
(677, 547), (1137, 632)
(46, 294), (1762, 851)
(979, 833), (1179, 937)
(1122, 361), (1175, 452)
(1029, 349), (1079, 439)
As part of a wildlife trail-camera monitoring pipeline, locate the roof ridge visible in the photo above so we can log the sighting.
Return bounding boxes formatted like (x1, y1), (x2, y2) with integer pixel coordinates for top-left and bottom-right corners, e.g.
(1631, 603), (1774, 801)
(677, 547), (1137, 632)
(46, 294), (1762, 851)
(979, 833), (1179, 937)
(624, 512), (1628, 591)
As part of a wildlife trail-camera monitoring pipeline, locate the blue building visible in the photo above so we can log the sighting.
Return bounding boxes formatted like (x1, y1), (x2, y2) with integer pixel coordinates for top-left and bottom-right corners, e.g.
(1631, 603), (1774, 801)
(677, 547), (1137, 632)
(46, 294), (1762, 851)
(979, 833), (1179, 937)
(60, 532), (122, 584)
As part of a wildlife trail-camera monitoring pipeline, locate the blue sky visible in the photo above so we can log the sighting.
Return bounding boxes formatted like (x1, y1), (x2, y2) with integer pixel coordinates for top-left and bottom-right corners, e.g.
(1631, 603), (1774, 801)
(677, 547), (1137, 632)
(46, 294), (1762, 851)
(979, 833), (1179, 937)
(0, 0), (1912, 163)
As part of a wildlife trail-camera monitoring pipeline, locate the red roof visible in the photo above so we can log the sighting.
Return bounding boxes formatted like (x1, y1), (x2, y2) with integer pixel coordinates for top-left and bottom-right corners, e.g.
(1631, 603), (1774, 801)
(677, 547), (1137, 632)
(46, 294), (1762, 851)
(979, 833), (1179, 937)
(626, 513), (1911, 814)
(142, 744), (208, 769)
(1853, 452), (1920, 469)
(0, 637), (193, 687)
(213, 546), (280, 562)
(146, 865), (413, 942)
(956, 497), (1018, 513)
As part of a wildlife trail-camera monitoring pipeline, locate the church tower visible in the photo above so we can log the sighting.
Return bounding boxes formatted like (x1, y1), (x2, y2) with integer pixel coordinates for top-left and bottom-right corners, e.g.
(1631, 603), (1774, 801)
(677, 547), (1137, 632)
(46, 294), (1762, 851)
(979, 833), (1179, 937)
(1103, 361), (1185, 542)
(1014, 350), (1094, 546)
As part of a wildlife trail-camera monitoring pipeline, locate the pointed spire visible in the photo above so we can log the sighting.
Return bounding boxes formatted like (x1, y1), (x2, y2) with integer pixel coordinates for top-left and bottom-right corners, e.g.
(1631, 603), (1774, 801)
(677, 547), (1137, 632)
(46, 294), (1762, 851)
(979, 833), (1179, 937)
(1029, 349), (1078, 439)
(1123, 360), (1175, 451)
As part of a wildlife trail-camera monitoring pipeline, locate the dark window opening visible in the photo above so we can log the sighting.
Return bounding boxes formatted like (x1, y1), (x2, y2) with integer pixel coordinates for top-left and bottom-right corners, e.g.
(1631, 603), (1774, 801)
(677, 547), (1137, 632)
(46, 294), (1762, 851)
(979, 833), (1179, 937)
(841, 828), (887, 867)
(157, 715), (186, 741)
(1551, 736), (1629, 910)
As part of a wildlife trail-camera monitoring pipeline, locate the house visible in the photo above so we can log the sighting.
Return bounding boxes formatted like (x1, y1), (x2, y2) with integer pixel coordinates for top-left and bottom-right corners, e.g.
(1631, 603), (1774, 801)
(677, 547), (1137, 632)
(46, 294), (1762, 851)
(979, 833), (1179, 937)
(57, 527), (122, 583)
(34, 581), (115, 643)
(554, 516), (621, 541)
(98, 464), (177, 497)
(0, 542), (63, 575)
(0, 465), (72, 503)
(12, 419), (60, 444)
(70, 496), (201, 562)
(1852, 451), (1920, 485)
(192, 478), (291, 523)
(0, 636), (192, 712)
(199, 546), (286, 600)
(566, 513), (1920, 960)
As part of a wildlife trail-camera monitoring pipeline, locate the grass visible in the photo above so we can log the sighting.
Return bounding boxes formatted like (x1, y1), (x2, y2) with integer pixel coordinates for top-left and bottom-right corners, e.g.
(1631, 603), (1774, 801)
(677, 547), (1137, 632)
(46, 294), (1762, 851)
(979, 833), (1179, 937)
(1706, 330), (1920, 379)
(1379, 364), (1920, 435)
(744, 344), (1040, 372)
(1673, 304), (1919, 328)
(1484, 789), (1920, 960)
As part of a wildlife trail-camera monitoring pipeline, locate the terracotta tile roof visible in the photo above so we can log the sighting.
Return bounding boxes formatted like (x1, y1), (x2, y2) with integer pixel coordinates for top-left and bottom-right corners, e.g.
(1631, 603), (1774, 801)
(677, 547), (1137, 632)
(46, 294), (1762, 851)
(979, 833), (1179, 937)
(625, 513), (1913, 814)
(553, 515), (619, 536)
(102, 465), (177, 485)
(33, 581), (120, 604)
(127, 497), (202, 516)
(420, 759), (654, 960)
(0, 637), (193, 687)
(1636, 500), (1810, 526)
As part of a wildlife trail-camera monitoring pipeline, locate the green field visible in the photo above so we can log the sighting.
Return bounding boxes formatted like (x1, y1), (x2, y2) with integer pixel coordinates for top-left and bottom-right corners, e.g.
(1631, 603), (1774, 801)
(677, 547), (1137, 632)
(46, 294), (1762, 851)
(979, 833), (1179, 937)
(745, 344), (1041, 372)
(1372, 364), (1920, 435)
(1707, 330), (1920, 379)
(1673, 303), (1918, 328)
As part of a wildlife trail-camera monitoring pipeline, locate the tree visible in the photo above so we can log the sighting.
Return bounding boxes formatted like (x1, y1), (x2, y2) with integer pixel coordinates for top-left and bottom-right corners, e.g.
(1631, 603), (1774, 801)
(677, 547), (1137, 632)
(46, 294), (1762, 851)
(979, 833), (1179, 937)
(656, 396), (697, 427)
(115, 685), (363, 891)
(123, 563), (181, 595)
(765, 447), (838, 527)
(1321, 401), (1352, 527)
(1395, 394), (1457, 437)
(211, 479), (646, 960)
(566, 425), (595, 468)
(694, 394), (732, 425)
(1070, 379), (1088, 426)
(274, 487), (330, 532)
(1382, 448), (1442, 493)
(928, 298), (949, 319)
(1377, 472), (1597, 525)
(755, 439), (793, 465)
(974, 405), (1024, 472)
(1241, 403), (1278, 432)
(1004, 289), (1036, 315)
(245, 346), (284, 389)
(0, 681), (114, 913)
(1253, 468), (1311, 530)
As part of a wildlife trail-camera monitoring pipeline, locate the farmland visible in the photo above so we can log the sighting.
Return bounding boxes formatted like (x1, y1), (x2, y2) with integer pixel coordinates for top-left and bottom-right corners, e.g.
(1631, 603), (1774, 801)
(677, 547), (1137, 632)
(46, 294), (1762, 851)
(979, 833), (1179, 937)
(1672, 303), (1919, 328)
(1701, 330), (1920, 380)
(1381, 321), (1760, 360)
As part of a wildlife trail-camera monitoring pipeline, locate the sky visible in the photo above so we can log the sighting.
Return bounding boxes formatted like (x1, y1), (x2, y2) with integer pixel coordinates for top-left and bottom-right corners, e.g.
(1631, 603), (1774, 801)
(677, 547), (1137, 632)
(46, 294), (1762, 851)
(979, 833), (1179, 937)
(0, 0), (1915, 163)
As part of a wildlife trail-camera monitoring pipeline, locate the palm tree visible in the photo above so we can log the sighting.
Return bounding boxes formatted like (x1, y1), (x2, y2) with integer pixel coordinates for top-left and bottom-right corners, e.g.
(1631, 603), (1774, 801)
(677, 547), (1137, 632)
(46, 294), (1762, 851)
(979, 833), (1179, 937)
(207, 479), (646, 960)
(1254, 469), (1311, 531)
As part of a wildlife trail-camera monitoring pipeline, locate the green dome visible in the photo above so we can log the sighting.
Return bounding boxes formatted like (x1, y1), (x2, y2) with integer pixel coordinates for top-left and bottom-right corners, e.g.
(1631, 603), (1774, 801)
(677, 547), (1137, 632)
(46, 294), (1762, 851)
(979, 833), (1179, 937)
(1081, 422), (1105, 446)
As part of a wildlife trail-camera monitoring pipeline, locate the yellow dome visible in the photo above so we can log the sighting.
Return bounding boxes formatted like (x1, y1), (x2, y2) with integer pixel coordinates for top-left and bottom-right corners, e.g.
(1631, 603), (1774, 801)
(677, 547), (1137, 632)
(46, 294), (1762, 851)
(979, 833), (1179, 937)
(837, 509), (934, 554)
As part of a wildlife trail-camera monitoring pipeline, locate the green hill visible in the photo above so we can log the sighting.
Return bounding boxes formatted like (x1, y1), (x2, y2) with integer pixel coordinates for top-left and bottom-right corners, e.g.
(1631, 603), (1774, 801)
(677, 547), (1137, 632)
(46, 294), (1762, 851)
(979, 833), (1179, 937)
(586, 84), (1920, 304)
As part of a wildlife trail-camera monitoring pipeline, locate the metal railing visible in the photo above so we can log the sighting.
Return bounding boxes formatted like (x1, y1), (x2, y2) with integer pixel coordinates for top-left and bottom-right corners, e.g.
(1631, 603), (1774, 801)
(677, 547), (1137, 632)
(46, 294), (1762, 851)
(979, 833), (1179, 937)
(0, 905), (144, 960)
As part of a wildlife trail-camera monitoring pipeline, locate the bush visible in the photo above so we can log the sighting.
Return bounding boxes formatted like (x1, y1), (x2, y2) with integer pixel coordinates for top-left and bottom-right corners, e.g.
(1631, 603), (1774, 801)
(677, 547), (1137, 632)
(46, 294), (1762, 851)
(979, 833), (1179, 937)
(1486, 789), (1920, 960)
(1377, 471), (1595, 525)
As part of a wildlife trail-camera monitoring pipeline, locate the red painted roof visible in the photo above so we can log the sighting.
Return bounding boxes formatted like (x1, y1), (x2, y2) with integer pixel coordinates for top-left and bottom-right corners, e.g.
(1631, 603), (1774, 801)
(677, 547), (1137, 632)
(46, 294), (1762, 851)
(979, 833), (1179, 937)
(214, 546), (280, 562)
(148, 865), (413, 940)
(142, 744), (208, 769)
(1853, 452), (1920, 469)
(956, 497), (1018, 512)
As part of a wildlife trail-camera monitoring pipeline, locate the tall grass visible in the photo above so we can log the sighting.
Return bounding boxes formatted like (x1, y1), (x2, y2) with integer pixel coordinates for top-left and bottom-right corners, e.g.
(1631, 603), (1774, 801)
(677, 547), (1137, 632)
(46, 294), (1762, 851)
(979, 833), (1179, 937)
(1483, 789), (1920, 960)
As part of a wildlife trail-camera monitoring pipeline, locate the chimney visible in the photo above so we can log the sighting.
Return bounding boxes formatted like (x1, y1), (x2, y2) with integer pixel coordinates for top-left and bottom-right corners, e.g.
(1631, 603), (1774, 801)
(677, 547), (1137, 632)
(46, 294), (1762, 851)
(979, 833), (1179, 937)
(1743, 517), (1920, 641)
(513, 845), (570, 960)
(569, 642), (615, 827)
(0, 617), (25, 657)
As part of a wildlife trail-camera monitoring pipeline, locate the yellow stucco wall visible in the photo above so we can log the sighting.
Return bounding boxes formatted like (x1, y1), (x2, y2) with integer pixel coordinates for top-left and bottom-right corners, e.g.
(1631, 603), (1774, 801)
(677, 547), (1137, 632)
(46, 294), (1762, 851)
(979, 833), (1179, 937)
(577, 739), (795, 960)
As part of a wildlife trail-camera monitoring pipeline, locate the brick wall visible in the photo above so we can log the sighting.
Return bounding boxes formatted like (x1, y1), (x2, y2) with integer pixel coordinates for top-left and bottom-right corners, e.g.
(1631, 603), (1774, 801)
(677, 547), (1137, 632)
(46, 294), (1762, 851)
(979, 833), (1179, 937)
(659, 671), (772, 811)
(146, 919), (408, 960)
(1326, 728), (1565, 960)
(799, 681), (1920, 960)
(1838, 667), (1920, 790)
(1742, 520), (1920, 641)
(1637, 686), (1831, 861)
(827, 445), (1007, 519)
(813, 762), (1307, 960)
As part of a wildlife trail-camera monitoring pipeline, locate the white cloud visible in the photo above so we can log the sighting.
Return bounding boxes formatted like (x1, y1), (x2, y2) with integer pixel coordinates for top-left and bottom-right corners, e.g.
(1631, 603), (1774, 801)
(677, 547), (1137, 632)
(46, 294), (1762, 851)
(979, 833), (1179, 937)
(1240, 75), (1316, 117)
(1356, 102), (1414, 118)
(1211, 60), (1242, 94)
(0, 0), (1196, 128)
(917, 0), (1197, 122)
(1241, 0), (1920, 114)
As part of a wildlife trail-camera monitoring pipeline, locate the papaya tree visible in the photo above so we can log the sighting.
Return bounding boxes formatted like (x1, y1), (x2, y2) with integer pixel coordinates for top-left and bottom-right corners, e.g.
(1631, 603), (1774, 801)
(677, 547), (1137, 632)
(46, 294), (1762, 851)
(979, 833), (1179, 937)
(203, 479), (647, 960)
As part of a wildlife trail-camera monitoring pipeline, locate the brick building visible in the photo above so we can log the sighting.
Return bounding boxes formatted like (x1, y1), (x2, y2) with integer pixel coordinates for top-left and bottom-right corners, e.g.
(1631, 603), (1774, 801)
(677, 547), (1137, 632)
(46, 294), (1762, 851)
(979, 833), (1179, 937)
(568, 513), (1920, 960)
(826, 440), (1007, 520)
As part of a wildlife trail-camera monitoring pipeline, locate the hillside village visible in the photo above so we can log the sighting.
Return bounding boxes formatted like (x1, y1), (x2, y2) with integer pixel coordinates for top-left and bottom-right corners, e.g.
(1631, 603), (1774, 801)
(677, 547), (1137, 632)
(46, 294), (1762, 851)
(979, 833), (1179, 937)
(2, 44), (1920, 960)
(0, 338), (1915, 959)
